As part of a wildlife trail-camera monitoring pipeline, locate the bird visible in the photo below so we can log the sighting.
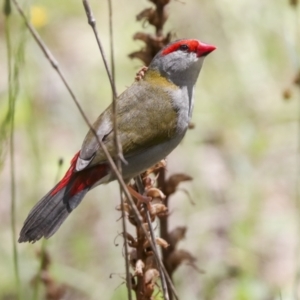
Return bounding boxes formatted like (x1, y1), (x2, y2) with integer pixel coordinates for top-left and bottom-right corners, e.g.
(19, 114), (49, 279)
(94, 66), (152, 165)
(18, 39), (216, 243)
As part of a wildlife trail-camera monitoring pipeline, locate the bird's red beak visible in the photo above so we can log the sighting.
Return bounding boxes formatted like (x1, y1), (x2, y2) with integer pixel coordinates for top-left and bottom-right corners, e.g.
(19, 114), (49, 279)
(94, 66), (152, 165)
(197, 42), (216, 57)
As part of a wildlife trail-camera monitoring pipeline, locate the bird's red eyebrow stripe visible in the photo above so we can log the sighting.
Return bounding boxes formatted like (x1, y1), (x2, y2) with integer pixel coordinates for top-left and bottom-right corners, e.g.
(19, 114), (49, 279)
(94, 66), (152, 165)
(162, 40), (199, 56)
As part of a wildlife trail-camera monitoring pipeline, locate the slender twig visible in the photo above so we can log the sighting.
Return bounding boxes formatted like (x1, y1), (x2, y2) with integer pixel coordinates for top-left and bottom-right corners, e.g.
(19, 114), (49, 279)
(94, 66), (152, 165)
(82, 1), (132, 297)
(135, 176), (169, 300)
(82, 0), (117, 98)
(106, 0), (132, 300)
(4, 2), (21, 298)
(120, 192), (132, 299)
(12, 1), (177, 297)
(293, 4), (300, 300)
(82, 0), (124, 165)
(107, 0), (115, 85)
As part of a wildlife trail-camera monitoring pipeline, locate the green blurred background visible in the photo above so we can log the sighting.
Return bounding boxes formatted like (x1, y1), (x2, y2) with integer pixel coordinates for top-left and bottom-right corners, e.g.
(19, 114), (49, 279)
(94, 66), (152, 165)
(1, 0), (300, 299)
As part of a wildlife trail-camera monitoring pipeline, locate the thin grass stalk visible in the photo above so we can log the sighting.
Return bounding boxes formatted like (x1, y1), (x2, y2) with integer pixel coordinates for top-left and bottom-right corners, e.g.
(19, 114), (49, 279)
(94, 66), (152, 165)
(108, 0), (115, 85)
(4, 1), (21, 298)
(293, 3), (300, 299)
(82, 1), (132, 296)
(82, 0), (117, 98)
(32, 239), (46, 300)
(107, 0), (132, 297)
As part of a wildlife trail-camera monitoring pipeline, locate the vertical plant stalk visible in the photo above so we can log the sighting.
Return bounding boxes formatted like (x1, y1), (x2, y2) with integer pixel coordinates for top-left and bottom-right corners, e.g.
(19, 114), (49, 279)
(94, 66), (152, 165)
(108, 0), (133, 294)
(32, 239), (47, 300)
(108, 0), (132, 297)
(4, 0), (21, 298)
(108, 0), (115, 85)
(135, 176), (169, 300)
(293, 2), (300, 299)
(156, 169), (173, 285)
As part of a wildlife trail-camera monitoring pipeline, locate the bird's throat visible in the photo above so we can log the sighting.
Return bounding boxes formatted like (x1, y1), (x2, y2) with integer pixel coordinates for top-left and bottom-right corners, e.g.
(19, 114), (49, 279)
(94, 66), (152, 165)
(144, 69), (179, 90)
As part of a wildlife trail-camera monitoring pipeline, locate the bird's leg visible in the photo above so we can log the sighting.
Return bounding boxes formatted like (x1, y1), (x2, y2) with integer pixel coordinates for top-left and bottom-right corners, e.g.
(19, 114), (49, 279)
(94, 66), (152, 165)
(135, 66), (148, 81)
(127, 185), (152, 210)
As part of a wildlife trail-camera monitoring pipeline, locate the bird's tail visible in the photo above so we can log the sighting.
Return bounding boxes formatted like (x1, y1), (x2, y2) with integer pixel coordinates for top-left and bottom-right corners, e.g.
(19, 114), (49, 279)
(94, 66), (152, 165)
(19, 152), (109, 243)
(18, 184), (88, 243)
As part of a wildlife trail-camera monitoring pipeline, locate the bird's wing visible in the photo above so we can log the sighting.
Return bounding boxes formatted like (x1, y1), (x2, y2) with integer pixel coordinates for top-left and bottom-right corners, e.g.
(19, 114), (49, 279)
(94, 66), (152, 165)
(76, 80), (178, 171)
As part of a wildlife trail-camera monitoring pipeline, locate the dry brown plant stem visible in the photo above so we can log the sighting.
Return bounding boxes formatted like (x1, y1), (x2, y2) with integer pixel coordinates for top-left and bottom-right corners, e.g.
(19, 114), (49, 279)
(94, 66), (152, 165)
(157, 171), (175, 299)
(135, 176), (169, 300)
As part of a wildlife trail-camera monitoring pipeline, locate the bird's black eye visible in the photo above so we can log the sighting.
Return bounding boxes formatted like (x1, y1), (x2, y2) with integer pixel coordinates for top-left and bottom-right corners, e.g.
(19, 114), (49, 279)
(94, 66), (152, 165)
(179, 44), (189, 51)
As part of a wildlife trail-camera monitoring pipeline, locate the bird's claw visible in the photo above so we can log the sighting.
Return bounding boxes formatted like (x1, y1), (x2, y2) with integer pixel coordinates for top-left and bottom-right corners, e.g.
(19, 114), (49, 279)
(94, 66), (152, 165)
(118, 152), (128, 165)
(127, 185), (152, 211)
(135, 66), (148, 81)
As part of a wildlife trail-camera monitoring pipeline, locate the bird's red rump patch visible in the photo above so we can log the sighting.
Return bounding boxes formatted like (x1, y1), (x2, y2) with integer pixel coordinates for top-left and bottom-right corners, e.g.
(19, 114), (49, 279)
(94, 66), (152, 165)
(69, 164), (108, 196)
(50, 151), (108, 197)
(162, 39), (199, 56)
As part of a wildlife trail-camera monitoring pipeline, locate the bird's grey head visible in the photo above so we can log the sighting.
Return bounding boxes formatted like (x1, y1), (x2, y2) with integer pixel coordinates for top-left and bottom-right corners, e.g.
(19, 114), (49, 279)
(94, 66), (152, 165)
(149, 39), (216, 88)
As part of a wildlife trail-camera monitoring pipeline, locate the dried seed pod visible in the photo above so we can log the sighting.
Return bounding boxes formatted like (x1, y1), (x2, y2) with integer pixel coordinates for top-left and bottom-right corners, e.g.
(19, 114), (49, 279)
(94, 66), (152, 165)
(137, 223), (150, 237)
(126, 233), (138, 248)
(167, 249), (198, 273)
(145, 255), (156, 270)
(135, 259), (145, 276)
(143, 159), (167, 177)
(143, 239), (151, 250)
(145, 250), (154, 257)
(130, 274), (137, 291)
(165, 173), (193, 196)
(144, 269), (159, 297)
(128, 214), (138, 226)
(142, 176), (154, 189)
(155, 237), (169, 248)
(136, 8), (154, 22)
(144, 268), (159, 285)
(149, 203), (167, 216)
(116, 203), (131, 213)
(169, 226), (187, 249)
(129, 249), (137, 267)
(145, 187), (166, 200)
(143, 237), (168, 249)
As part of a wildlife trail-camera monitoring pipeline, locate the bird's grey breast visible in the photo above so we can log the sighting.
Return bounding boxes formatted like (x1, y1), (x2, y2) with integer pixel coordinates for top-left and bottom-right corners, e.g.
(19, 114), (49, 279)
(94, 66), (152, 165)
(170, 85), (194, 135)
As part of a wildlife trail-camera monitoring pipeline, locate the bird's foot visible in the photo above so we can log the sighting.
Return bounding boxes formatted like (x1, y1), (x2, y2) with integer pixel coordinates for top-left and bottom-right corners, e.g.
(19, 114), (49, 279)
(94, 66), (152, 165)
(135, 66), (148, 81)
(127, 185), (152, 210)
